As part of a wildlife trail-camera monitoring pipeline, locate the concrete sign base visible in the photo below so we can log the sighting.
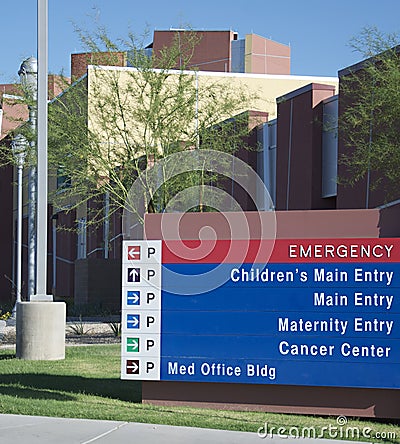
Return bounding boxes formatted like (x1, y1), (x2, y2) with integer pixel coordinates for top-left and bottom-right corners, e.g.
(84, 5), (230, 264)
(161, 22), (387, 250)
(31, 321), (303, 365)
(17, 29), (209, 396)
(16, 301), (66, 360)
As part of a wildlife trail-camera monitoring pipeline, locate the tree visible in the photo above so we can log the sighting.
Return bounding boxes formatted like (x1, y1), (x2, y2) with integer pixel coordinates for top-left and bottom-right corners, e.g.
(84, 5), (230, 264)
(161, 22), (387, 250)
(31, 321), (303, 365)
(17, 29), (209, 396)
(339, 26), (400, 200)
(47, 28), (260, 230)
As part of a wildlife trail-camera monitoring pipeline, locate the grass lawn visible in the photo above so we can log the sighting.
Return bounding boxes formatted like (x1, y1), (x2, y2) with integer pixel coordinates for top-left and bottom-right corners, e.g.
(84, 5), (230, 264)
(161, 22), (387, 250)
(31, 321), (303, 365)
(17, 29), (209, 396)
(0, 345), (399, 442)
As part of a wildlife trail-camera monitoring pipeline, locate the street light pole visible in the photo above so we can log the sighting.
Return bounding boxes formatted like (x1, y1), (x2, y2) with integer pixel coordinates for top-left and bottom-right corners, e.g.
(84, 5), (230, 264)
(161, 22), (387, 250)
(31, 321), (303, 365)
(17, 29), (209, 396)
(34, 0), (51, 300)
(18, 57), (37, 300)
(12, 135), (28, 304)
(18, 1), (51, 301)
(16, 0), (65, 361)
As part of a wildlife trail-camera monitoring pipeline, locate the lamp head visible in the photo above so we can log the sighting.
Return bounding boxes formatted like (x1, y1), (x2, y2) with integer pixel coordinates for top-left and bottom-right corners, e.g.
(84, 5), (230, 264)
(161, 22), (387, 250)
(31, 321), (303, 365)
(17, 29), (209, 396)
(18, 57), (38, 101)
(11, 133), (28, 166)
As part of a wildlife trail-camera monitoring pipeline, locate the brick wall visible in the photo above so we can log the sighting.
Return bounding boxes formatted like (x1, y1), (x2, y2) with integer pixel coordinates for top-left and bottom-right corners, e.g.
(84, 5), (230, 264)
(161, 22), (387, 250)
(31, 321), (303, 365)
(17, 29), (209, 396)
(71, 52), (127, 80)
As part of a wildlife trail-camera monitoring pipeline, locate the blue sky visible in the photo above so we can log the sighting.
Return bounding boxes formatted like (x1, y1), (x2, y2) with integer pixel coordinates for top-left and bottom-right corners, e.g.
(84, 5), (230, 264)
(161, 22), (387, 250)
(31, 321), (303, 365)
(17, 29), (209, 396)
(1, 0), (399, 82)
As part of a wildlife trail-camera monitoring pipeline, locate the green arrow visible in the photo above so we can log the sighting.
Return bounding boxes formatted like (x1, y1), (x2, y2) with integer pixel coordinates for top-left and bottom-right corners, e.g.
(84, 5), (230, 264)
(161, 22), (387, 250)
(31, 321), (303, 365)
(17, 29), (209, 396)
(127, 337), (139, 352)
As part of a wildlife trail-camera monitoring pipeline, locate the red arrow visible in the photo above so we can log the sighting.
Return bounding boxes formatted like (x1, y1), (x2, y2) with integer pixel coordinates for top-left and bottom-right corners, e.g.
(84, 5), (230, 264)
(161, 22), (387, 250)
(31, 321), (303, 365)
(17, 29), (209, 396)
(128, 246), (141, 260)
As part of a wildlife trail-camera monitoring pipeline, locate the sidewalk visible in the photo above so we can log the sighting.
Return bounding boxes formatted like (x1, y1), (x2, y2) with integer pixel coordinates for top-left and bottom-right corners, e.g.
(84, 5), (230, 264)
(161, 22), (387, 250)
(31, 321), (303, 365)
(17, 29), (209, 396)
(0, 414), (359, 444)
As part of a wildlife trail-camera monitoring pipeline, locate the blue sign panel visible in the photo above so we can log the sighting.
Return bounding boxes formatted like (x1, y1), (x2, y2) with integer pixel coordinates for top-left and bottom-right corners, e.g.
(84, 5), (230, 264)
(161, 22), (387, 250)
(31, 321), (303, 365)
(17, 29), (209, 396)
(121, 238), (400, 389)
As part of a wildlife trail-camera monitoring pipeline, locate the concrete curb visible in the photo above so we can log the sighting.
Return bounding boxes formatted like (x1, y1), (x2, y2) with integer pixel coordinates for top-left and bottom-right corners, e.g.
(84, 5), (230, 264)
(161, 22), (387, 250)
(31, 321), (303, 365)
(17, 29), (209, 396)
(0, 415), (359, 444)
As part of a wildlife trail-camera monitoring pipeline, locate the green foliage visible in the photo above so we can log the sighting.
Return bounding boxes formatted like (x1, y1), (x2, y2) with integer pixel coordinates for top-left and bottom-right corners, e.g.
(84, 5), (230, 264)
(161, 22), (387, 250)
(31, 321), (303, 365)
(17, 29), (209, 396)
(67, 316), (93, 336)
(0, 311), (11, 321)
(340, 26), (400, 198)
(108, 321), (121, 337)
(0, 25), (261, 231)
(0, 302), (14, 321)
(47, 27), (258, 227)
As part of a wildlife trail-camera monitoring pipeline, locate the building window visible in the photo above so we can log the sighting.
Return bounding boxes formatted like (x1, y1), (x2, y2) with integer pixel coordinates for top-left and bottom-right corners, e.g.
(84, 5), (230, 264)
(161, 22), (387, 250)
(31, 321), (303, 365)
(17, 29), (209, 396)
(77, 218), (87, 259)
(322, 96), (338, 198)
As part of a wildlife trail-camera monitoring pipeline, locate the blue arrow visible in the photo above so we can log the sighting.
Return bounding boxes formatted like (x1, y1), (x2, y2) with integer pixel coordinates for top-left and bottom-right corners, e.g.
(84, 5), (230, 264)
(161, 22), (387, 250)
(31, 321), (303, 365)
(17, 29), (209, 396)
(127, 314), (140, 328)
(127, 291), (140, 305)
